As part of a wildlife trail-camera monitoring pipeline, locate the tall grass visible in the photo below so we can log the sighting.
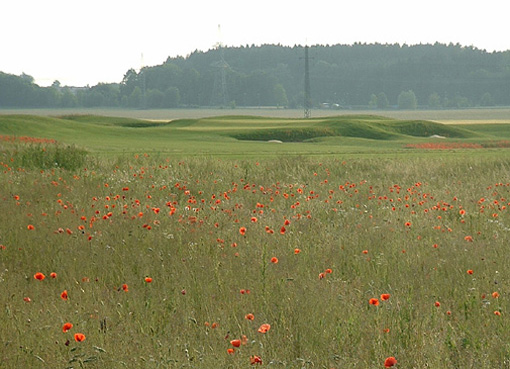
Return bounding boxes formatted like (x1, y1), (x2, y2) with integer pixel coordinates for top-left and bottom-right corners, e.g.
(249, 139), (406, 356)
(1, 154), (510, 368)
(1, 140), (87, 171)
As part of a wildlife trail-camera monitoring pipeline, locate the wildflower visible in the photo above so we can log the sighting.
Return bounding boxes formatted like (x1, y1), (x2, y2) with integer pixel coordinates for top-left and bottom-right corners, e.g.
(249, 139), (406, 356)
(23, 297), (31, 303)
(74, 333), (86, 342)
(230, 339), (241, 347)
(494, 311), (501, 316)
(381, 293), (391, 301)
(122, 284), (129, 292)
(270, 257), (278, 264)
(318, 272), (326, 280)
(258, 323), (271, 333)
(467, 269), (473, 275)
(384, 356), (397, 367)
(362, 250), (368, 254)
(245, 313), (255, 321)
(369, 298), (380, 306)
(227, 348), (235, 354)
(27, 224), (35, 230)
(280, 226), (286, 235)
(239, 227), (247, 236)
(435, 301), (441, 307)
(294, 248), (301, 254)
(211, 322), (218, 329)
(60, 290), (68, 300)
(145, 277), (153, 283)
(34, 272), (45, 281)
(325, 268), (332, 274)
(62, 322), (73, 333)
(50, 272), (57, 279)
(492, 292), (500, 298)
(250, 355), (262, 365)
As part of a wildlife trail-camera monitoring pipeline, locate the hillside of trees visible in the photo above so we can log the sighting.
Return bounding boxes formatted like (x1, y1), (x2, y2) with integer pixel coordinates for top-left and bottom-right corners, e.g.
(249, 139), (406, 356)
(2, 43), (510, 109)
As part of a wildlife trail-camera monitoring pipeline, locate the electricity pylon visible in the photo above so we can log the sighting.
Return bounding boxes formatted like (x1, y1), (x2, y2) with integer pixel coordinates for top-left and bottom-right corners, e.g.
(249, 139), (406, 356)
(304, 45), (312, 118)
(210, 25), (229, 107)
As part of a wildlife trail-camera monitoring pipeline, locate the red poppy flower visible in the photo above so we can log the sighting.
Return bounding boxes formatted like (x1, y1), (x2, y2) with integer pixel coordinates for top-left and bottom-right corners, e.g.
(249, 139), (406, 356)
(227, 348), (235, 354)
(369, 298), (380, 306)
(494, 310), (502, 316)
(122, 284), (129, 292)
(62, 322), (73, 333)
(467, 269), (473, 275)
(27, 224), (35, 230)
(381, 293), (390, 301)
(245, 313), (255, 321)
(50, 272), (57, 279)
(250, 355), (262, 365)
(239, 227), (247, 236)
(60, 290), (68, 300)
(23, 297), (31, 303)
(74, 333), (86, 342)
(435, 301), (441, 307)
(145, 277), (153, 283)
(325, 268), (332, 274)
(279, 226), (286, 235)
(270, 257), (278, 264)
(257, 323), (271, 333)
(294, 248), (301, 254)
(34, 272), (45, 281)
(492, 292), (500, 298)
(384, 356), (397, 367)
(230, 339), (241, 347)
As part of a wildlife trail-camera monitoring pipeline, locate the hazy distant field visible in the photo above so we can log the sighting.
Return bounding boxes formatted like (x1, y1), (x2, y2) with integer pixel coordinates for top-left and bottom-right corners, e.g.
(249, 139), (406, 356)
(2, 107), (510, 124)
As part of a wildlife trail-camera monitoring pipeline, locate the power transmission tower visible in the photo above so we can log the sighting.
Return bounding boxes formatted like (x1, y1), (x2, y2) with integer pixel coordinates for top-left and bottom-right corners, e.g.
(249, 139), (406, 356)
(140, 53), (147, 109)
(304, 46), (312, 118)
(210, 25), (229, 107)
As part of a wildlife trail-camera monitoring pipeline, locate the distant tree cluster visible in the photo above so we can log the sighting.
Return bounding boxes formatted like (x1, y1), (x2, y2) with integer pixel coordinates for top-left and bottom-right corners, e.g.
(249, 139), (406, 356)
(1, 43), (510, 109)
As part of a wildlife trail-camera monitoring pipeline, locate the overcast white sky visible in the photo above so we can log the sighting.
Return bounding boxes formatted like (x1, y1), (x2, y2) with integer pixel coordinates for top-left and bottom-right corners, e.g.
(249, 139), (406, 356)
(2, 0), (509, 87)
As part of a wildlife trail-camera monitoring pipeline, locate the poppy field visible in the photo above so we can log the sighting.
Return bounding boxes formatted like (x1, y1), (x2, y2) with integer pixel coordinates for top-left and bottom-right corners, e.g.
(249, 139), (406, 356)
(2, 114), (510, 368)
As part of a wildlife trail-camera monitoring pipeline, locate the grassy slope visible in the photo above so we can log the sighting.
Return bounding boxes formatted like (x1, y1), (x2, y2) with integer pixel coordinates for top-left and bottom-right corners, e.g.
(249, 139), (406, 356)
(0, 114), (509, 157)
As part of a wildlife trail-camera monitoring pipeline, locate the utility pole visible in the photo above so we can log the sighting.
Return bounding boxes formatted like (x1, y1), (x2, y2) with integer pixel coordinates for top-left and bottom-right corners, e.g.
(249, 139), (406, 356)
(304, 45), (312, 118)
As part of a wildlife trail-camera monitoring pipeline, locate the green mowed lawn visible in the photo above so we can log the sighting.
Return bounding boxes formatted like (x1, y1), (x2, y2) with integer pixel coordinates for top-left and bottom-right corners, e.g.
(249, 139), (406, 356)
(1, 113), (510, 158)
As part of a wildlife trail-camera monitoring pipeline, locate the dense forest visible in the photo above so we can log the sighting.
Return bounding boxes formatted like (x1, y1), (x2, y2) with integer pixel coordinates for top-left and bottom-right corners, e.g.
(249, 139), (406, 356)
(2, 43), (510, 109)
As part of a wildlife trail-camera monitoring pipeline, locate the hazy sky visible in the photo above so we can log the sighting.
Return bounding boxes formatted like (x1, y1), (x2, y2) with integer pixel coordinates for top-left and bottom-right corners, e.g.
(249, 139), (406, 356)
(2, 0), (509, 87)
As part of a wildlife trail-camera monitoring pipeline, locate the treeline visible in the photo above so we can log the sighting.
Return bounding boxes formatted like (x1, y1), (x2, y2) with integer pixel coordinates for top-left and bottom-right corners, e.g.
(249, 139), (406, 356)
(2, 43), (510, 109)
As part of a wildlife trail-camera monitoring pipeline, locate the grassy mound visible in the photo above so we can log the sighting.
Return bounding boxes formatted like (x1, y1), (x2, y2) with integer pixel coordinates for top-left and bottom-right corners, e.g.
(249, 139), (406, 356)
(57, 114), (171, 128)
(231, 116), (475, 142)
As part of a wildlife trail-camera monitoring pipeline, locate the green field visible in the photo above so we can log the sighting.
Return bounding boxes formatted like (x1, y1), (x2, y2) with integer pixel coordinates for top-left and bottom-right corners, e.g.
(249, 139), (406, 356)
(1, 111), (510, 157)
(2, 112), (510, 368)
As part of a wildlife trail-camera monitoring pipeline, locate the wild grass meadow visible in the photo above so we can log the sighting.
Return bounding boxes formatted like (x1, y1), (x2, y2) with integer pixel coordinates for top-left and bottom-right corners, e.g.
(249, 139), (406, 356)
(2, 114), (510, 368)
